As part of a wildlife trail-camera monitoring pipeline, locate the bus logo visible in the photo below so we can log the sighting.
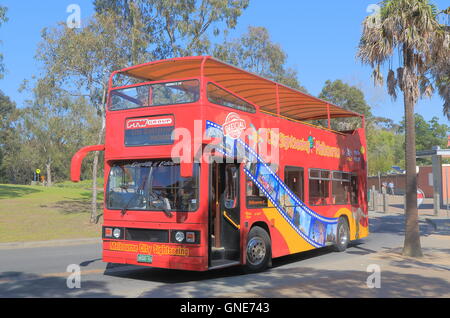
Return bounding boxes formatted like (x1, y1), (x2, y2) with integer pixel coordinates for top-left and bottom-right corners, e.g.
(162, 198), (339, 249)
(223, 112), (246, 139)
(126, 116), (174, 130)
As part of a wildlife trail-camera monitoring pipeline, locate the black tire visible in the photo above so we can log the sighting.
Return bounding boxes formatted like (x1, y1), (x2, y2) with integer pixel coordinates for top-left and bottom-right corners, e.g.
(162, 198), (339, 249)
(334, 216), (350, 252)
(244, 226), (271, 273)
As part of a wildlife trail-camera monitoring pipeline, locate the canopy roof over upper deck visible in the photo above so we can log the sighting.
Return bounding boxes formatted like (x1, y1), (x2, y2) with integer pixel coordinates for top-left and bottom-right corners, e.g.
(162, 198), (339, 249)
(113, 56), (363, 122)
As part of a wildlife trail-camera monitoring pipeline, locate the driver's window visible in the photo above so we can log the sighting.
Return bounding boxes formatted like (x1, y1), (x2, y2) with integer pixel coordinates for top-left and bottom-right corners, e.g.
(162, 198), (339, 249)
(109, 166), (135, 192)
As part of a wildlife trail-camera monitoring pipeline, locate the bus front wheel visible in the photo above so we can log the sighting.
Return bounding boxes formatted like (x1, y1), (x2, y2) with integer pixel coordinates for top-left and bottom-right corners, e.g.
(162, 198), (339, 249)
(244, 226), (271, 273)
(334, 216), (350, 252)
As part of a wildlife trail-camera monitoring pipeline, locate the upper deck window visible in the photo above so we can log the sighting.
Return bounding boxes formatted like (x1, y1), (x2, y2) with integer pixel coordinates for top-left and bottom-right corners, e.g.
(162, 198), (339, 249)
(109, 80), (200, 111)
(207, 83), (256, 113)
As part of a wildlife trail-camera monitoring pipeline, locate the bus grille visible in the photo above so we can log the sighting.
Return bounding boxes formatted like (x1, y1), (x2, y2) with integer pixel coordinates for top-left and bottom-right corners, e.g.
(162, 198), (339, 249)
(125, 228), (169, 243)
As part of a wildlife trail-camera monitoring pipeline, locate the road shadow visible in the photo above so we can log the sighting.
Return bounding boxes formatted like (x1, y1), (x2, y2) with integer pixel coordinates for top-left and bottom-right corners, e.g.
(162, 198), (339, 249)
(103, 246), (341, 285)
(270, 241), (375, 267)
(369, 214), (440, 237)
(0, 271), (115, 298)
(424, 218), (450, 235)
(103, 241), (373, 287)
(134, 264), (450, 298)
(0, 185), (43, 199)
(79, 258), (102, 267)
(104, 263), (246, 285)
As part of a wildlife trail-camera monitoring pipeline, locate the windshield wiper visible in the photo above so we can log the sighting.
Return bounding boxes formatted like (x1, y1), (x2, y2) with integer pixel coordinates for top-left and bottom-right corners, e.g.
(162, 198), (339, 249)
(120, 172), (148, 216)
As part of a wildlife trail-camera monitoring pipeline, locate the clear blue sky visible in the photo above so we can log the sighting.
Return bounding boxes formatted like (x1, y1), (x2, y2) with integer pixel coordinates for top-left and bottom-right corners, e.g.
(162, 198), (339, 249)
(0, 0), (448, 125)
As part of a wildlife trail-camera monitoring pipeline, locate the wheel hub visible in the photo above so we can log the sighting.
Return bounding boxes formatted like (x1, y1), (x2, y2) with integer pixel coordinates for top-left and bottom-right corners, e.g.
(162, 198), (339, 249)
(247, 237), (266, 266)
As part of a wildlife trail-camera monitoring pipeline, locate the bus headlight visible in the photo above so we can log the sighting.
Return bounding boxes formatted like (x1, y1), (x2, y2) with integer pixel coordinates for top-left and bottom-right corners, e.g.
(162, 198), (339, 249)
(175, 231), (185, 242)
(113, 228), (121, 239)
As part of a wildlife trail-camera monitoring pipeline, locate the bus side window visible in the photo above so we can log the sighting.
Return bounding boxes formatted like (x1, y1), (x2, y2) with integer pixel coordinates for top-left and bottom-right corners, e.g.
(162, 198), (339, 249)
(246, 178), (269, 208)
(284, 166), (304, 202)
(309, 169), (331, 206)
(331, 171), (351, 205)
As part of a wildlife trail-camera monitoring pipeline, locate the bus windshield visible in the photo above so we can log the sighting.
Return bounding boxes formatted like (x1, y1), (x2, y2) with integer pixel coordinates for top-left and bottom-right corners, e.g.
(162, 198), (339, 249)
(109, 79), (200, 111)
(107, 160), (199, 212)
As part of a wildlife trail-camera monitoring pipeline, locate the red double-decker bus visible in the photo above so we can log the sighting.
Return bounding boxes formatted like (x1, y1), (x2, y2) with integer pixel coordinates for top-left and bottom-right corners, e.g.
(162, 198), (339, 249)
(71, 56), (368, 272)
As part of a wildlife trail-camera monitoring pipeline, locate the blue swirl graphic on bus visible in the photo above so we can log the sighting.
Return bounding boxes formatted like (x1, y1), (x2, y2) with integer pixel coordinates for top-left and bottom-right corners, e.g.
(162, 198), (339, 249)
(206, 120), (338, 248)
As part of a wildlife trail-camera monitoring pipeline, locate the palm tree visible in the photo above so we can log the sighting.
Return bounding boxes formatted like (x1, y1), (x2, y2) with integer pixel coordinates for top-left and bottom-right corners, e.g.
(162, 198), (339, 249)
(357, 0), (449, 257)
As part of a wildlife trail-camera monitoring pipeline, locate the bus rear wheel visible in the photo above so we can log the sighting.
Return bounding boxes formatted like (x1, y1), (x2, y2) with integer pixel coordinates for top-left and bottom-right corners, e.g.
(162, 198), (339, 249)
(244, 226), (271, 273)
(334, 216), (350, 252)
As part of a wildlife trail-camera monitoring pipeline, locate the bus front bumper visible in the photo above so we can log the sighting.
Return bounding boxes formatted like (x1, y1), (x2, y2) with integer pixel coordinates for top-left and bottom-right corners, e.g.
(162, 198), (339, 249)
(102, 240), (208, 271)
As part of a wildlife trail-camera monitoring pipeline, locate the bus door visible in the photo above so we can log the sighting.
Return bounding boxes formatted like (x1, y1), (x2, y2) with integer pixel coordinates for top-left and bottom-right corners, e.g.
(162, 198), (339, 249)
(350, 173), (361, 239)
(209, 161), (241, 267)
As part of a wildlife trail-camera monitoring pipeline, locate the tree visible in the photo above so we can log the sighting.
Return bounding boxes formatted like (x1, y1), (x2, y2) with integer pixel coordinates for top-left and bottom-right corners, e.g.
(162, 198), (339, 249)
(367, 128), (404, 175)
(399, 114), (450, 165)
(94, 0), (250, 59)
(370, 116), (401, 132)
(0, 5), (8, 79)
(357, 0), (449, 257)
(35, 12), (149, 221)
(318, 79), (372, 130)
(429, 7), (450, 119)
(20, 80), (100, 186)
(0, 90), (18, 183)
(213, 26), (307, 92)
(319, 80), (372, 117)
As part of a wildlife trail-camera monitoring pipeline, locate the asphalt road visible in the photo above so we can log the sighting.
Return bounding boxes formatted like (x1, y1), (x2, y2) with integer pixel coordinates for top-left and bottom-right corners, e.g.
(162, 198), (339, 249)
(0, 213), (442, 298)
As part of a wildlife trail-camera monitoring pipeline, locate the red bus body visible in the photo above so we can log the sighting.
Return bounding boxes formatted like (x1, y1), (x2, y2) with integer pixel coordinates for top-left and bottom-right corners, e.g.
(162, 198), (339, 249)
(71, 56), (368, 271)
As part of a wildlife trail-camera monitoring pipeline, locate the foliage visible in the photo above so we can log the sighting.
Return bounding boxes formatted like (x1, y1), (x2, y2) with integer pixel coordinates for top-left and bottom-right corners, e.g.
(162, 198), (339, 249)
(0, 90), (20, 183)
(213, 26), (307, 92)
(319, 80), (372, 117)
(357, 0), (449, 114)
(317, 79), (372, 130)
(400, 114), (450, 165)
(400, 114), (449, 151)
(20, 80), (100, 185)
(367, 127), (405, 175)
(94, 0), (250, 59)
(0, 5), (8, 79)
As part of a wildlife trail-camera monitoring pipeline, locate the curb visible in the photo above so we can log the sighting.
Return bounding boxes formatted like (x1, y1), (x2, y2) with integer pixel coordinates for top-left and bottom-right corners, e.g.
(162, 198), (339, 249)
(0, 238), (102, 250)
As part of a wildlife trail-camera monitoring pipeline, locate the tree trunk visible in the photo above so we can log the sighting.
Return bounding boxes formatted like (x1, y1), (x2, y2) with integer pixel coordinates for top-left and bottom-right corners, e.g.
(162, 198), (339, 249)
(45, 161), (52, 187)
(90, 89), (107, 224)
(402, 87), (423, 257)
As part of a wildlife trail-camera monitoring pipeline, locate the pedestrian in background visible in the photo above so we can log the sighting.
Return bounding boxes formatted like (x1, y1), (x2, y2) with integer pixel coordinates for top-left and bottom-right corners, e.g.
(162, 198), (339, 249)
(388, 181), (394, 195)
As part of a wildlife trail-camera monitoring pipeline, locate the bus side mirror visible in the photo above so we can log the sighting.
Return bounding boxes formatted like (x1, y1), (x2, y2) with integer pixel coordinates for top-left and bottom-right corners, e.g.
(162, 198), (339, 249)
(71, 144), (105, 182)
(180, 161), (193, 178)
